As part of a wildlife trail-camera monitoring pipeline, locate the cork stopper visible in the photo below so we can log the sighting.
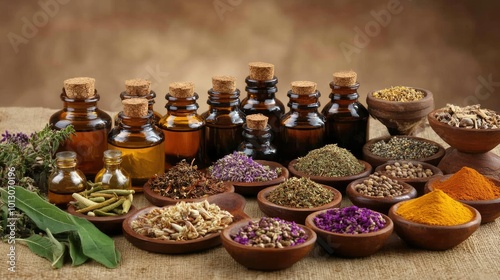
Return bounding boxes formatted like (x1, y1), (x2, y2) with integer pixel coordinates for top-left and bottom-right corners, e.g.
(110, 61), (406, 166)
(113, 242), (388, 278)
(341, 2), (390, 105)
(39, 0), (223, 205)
(125, 78), (151, 96)
(122, 98), (148, 117)
(332, 70), (357, 86)
(63, 77), (95, 99)
(169, 81), (195, 98)
(212, 75), (236, 93)
(246, 114), (268, 130)
(291, 81), (317, 95)
(249, 62), (274, 81)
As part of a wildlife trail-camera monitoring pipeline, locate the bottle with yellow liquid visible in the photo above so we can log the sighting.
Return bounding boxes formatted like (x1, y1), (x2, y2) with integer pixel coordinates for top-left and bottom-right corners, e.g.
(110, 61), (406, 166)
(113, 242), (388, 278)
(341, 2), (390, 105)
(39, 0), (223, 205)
(95, 150), (131, 190)
(48, 151), (87, 208)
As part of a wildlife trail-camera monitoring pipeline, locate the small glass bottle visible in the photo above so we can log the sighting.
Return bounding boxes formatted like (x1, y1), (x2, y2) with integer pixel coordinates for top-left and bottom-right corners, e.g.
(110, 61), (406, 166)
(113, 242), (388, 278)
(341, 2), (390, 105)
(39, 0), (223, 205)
(114, 78), (162, 125)
(158, 82), (205, 169)
(108, 98), (165, 192)
(49, 77), (112, 181)
(240, 62), (285, 141)
(48, 151), (87, 207)
(280, 81), (325, 165)
(237, 114), (277, 161)
(322, 70), (368, 158)
(201, 75), (246, 164)
(95, 150), (131, 190)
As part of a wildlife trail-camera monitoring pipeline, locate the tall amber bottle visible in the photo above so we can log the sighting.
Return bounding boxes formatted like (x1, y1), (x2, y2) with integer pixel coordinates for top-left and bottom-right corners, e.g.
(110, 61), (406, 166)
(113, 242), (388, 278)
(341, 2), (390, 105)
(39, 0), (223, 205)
(158, 82), (205, 169)
(237, 114), (277, 161)
(322, 70), (368, 158)
(240, 62), (284, 141)
(48, 151), (87, 208)
(49, 77), (112, 180)
(201, 76), (246, 164)
(114, 78), (162, 125)
(108, 98), (164, 192)
(280, 81), (325, 165)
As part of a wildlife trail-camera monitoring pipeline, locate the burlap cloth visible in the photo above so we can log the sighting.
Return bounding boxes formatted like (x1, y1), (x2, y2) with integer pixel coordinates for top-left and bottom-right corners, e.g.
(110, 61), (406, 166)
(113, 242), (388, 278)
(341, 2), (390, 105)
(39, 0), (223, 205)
(1, 107), (499, 280)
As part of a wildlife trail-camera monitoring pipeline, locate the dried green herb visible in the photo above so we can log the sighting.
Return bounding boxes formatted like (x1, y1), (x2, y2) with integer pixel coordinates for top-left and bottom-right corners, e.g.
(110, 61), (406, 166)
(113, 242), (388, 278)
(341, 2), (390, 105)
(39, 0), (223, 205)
(266, 177), (334, 208)
(370, 137), (438, 160)
(372, 86), (424, 102)
(294, 144), (364, 177)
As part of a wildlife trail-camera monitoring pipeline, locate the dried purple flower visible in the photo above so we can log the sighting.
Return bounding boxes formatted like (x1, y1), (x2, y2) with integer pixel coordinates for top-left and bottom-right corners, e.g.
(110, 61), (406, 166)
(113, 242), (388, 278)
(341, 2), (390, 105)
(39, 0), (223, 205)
(1, 130), (30, 146)
(313, 206), (386, 234)
(209, 152), (279, 182)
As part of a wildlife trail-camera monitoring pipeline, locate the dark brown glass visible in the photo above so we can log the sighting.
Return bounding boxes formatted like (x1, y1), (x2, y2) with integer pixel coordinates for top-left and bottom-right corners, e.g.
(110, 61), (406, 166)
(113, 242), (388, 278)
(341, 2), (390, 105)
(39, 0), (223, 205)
(321, 82), (369, 158)
(237, 123), (277, 161)
(49, 91), (112, 180)
(114, 90), (162, 125)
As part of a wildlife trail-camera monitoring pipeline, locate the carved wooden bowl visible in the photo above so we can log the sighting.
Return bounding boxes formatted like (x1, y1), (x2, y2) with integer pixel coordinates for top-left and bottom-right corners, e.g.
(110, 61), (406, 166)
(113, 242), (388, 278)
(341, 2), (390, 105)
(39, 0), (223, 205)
(67, 204), (137, 235)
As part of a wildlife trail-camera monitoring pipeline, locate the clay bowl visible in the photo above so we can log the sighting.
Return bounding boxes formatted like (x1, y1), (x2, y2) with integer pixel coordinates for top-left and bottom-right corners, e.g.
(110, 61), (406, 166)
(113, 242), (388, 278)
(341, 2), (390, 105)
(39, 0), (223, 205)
(223, 160), (289, 196)
(375, 160), (443, 196)
(425, 175), (500, 224)
(366, 87), (434, 135)
(220, 218), (316, 271)
(122, 192), (249, 254)
(346, 177), (418, 215)
(143, 181), (235, 207)
(67, 204), (137, 235)
(388, 201), (481, 250)
(257, 184), (342, 224)
(305, 209), (393, 258)
(287, 159), (372, 193)
(428, 108), (500, 154)
(362, 136), (446, 169)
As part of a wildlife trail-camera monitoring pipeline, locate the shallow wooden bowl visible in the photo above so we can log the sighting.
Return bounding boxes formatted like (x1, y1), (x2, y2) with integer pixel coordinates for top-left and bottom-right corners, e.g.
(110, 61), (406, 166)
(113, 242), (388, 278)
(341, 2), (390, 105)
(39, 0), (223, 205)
(388, 201), (481, 250)
(366, 87), (434, 135)
(287, 159), (372, 193)
(122, 192), (249, 254)
(362, 136), (446, 169)
(224, 160), (289, 196)
(220, 218), (316, 271)
(375, 160), (443, 196)
(143, 181), (234, 207)
(428, 108), (500, 154)
(425, 175), (500, 224)
(346, 177), (417, 215)
(257, 184), (342, 224)
(305, 209), (393, 258)
(67, 204), (137, 235)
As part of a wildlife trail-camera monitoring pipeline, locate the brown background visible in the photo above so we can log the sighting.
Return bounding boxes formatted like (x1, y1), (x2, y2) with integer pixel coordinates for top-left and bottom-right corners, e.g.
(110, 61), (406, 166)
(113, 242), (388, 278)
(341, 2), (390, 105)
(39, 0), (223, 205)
(1, 0), (499, 114)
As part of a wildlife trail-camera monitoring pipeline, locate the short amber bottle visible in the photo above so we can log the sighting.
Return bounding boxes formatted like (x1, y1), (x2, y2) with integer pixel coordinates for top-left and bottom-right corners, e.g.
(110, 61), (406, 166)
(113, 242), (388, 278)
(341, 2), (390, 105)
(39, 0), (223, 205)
(95, 150), (131, 190)
(158, 82), (205, 169)
(49, 77), (112, 180)
(238, 114), (277, 161)
(114, 78), (162, 125)
(48, 151), (87, 208)
(280, 81), (325, 165)
(108, 98), (165, 192)
(322, 71), (368, 158)
(201, 76), (246, 164)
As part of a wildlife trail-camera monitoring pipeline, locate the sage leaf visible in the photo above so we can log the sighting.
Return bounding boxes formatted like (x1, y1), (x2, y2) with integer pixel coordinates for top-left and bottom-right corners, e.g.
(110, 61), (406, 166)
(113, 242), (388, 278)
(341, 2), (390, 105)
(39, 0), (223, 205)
(45, 228), (66, 269)
(67, 232), (88, 266)
(20, 234), (56, 266)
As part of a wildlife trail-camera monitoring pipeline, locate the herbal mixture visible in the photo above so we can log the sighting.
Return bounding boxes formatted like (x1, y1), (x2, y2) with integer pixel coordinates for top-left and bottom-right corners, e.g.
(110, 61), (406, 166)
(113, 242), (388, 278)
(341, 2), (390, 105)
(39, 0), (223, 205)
(208, 151), (279, 182)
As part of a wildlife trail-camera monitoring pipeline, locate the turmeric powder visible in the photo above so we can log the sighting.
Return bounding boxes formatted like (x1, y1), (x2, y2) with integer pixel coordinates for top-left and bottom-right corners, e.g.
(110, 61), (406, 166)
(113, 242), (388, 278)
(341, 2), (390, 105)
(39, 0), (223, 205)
(396, 190), (474, 226)
(432, 167), (500, 200)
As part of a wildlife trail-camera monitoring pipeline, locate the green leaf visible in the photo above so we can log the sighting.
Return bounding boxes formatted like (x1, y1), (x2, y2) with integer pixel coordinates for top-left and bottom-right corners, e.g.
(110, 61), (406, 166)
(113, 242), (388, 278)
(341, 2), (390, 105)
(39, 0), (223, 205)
(67, 232), (88, 266)
(20, 234), (65, 268)
(45, 228), (66, 269)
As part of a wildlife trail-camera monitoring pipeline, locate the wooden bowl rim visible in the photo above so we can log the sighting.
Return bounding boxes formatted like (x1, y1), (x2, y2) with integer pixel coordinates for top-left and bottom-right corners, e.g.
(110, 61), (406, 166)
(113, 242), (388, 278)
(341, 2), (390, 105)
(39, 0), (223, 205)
(346, 176), (418, 203)
(366, 87), (434, 106)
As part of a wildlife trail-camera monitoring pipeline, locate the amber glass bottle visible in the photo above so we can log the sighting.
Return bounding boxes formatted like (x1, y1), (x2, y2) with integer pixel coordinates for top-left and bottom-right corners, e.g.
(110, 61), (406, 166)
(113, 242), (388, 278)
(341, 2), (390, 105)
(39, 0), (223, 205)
(280, 81), (325, 165)
(95, 150), (131, 190)
(108, 98), (164, 192)
(240, 62), (284, 141)
(238, 114), (277, 161)
(322, 71), (368, 158)
(114, 78), (161, 125)
(48, 151), (87, 207)
(49, 77), (111, 180)
(158, 82), (205, 169)
(201, 76), (246, 164)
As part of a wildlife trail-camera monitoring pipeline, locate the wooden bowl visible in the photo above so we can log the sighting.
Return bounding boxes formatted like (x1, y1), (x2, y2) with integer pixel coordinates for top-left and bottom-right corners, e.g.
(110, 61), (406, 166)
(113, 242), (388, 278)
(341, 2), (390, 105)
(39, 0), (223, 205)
(220, 218), (316, 271)
(425, 175), (500, 224)
(143, 181), (235, 207)
(122, 192), (249, 254)
(287, 159), (372, 193)
(67, 204), (137, 235)
(257, 184), (342, 224)
(362, 136), (446, 169)
(225, 160), (289, 196)
(305, 209), (393, 258)
(346, 177), (418, 215)
(388, 201), (481, 250)
(428, 108), (500, 154)
(366, 87), (434, 135)
(375, 160), (443, 196)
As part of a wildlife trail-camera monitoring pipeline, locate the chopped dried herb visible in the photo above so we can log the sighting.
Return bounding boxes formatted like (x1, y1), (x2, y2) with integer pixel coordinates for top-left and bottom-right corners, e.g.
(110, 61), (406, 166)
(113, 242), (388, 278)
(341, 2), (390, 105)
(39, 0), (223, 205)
(370, 137), (438, 160)
(266, 177), (334, 208)
(208, 152), (279, 182)
(372, 86), (424, 102)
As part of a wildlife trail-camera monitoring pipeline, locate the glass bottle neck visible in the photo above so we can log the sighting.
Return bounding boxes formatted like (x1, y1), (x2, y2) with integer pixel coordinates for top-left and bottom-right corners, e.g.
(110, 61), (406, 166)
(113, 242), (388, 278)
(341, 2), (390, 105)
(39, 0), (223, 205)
(329, 82), (360, 101)
(165, 92), (200, 114)
(117, 111), (154, 130)
(245, 76), (278, 100)
(286, 90), (321, 111)
(60, 92), (100, 112)
(242, 124), (273, 143)
(206, 88), (241, 109)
